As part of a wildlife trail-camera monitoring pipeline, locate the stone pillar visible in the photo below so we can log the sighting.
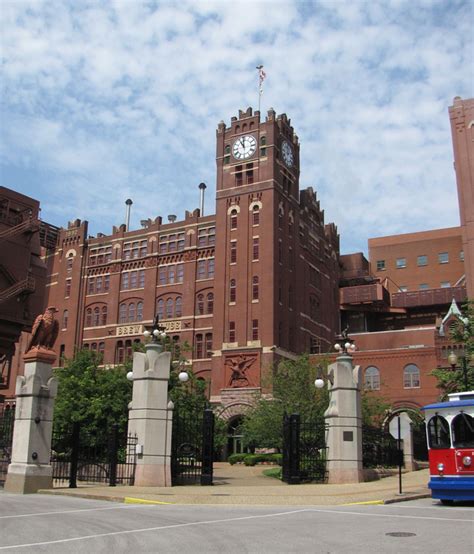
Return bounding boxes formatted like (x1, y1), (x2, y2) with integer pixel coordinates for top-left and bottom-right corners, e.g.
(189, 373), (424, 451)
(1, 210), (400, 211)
(324, 353), (363, 484)
(5, 349), (58, 494)
(128, 342), (173, 487)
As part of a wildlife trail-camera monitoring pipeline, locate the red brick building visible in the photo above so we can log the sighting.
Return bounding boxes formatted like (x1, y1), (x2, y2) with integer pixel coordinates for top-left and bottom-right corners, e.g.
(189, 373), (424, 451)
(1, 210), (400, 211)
(7, 108), (341, 419)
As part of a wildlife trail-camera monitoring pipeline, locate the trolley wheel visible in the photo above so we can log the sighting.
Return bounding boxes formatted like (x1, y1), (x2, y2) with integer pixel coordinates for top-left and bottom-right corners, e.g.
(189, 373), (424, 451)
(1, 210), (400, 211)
(440, 499), (454, 506)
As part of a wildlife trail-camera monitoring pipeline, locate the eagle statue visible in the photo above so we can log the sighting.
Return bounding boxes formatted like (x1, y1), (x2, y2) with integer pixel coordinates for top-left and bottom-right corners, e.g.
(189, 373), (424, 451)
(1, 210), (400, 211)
(26, 307), (59, 353)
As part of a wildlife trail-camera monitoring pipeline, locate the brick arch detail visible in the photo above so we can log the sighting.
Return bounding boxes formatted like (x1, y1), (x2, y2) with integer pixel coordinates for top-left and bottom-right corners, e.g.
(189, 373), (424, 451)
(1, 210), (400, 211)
(215, 402), (253, 422)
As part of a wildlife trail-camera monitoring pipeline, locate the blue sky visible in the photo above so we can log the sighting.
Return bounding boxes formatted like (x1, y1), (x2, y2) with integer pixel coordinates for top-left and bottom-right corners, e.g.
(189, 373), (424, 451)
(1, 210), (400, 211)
(1, 0), (473, 255)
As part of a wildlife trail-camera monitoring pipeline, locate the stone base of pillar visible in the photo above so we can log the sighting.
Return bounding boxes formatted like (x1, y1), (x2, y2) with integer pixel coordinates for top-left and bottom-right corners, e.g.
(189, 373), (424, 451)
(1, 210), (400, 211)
(134, 463), (171, 487)
(327, 467), (364, 484)
(4, 463), (53, 494)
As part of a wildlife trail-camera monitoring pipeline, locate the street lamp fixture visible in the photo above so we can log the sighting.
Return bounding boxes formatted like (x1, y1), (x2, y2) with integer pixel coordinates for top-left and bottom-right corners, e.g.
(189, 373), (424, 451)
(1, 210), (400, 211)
(334, 328), (357, 355)
(144, 314), (167, 344)
(448, 350), (473, 392)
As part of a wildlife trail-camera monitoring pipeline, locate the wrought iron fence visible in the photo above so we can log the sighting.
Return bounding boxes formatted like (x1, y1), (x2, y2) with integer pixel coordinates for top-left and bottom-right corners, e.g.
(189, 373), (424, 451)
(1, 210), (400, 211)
(282, 414), (327, 484)
(0, 405), (15, 487)
(362, 424), (401, 468)
(171, 407), (214, 486)
(51, 422), (137, 487)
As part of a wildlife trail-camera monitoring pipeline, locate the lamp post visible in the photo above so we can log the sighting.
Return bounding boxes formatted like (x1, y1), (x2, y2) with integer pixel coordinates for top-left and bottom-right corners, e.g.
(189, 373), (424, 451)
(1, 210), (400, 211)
(447, 350), (473, 392)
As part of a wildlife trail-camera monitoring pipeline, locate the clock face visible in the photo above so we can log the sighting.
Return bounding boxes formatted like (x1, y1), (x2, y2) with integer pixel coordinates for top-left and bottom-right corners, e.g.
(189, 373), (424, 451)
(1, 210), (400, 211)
(282, 140), (294, 167)
(232, 135), (257, 160)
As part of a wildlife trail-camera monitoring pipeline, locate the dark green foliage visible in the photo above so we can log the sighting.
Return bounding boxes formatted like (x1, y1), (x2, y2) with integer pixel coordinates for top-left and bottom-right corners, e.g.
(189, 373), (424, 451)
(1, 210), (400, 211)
(53, 349), (132, 438)
(361, 391), (392, 426)
(228, 453), (282, 466)
(228, 453), (247, 465)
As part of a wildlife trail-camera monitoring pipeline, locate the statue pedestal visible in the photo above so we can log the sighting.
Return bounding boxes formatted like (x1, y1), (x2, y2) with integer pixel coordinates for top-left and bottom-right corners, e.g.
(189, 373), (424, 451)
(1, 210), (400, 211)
(5, 349), (57, 494)
(324, 354), (364, 484)
(128, 344), (173, 487)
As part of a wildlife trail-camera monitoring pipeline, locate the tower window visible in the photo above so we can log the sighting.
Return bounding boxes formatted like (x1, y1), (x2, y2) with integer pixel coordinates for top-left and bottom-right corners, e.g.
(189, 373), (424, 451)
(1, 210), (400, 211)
(230, 209), (238, 230)
(229, 321), (236, 343)
(235, 165), (243, 186)
(230, 279), (236, 302)
(252, 237), (259, 261)
(252, 276), (259, 300)
(252, 319), (259, 340)
(252, 205), (260, 225)
(230, 241), (237, 263)
(65, 279), (71, 297)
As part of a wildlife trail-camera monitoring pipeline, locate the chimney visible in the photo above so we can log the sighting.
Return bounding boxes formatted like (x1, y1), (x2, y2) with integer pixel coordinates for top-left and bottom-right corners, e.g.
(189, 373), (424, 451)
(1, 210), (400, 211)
(125, 199), (133, 231)
(199, 182), (207, 216)
(168, 214), (177, 223)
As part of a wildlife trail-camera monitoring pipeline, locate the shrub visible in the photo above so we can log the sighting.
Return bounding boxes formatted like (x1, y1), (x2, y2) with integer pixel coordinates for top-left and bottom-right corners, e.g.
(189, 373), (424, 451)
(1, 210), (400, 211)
(228, 453), (247, 465)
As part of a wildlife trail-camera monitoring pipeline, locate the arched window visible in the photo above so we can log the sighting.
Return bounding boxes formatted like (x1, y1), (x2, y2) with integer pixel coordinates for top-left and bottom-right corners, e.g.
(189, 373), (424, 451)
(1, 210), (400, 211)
(62, 310), (69, 330)
(101, 306), (107, 326)
(91, 342), (97, 351)
(195, 334), (203, 358)
(403, 364), (420, 388)
(157, 298), (164, 319)
(119, 303), (127, 324)
(83, 343), (89, 350)
(427, 415), (450, 449)
(197, 294), (204, 315)
(125, 340), (133, 360)
(252, 276), (259, 300)
(166, 298), (173, 319)
(175, 297), (182, 317)
(93, 307), (100, 327)
(230, 279), (236, 302)
(452, 413), (474, 448)
(85, 308), (92, 327)
(205, 333), (213, 357)
(128, 302), (135, 322)
(136, 302), (143, 322)
(206, 292), (214, 314)
(98, 342), (105, 357)
(364, 366), (380, 391)
(230, 209), (238, 230)
(252, 205), (260, 225)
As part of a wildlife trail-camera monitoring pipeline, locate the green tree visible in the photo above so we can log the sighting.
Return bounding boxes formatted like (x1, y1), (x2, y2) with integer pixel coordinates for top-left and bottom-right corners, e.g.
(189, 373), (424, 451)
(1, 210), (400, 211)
(53, 349), (132, 437)
(432, 301), (474, 397)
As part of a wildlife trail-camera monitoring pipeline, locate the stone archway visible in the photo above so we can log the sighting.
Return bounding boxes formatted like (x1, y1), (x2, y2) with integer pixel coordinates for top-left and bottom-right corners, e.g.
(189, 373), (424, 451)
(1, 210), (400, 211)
(215, 402), (253, 461)
(385, 406), (428, 466)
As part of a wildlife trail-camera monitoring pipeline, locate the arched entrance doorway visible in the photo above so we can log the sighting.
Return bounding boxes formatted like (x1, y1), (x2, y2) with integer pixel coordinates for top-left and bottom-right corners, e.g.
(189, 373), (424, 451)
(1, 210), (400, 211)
(227, 416), (247, 456)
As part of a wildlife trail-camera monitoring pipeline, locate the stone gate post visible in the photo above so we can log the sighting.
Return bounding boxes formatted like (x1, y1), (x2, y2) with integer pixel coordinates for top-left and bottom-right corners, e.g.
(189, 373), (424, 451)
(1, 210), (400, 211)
(5, 348), (58, 493)
(324, 351), (364, 484)
(127, 339), (173, 487)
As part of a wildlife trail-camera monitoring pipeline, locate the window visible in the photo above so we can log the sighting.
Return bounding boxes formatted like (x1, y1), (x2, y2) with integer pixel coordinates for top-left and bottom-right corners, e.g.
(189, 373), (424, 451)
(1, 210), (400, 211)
(229, 321), (236, 343)
(252, 319), (259, 340)
(88, 277), (95, 295)
(403, 364), (420, 388)
(104, 274), (110, 291)
(230, 209), (238, 230)
(197, 294), (204, 315)
(128, 303), (135, 322)
(208, 259), (215, 278)
(166, 298), (173, 319)
(197, 260), (206, 279)
(119, 303), (127, 324)
(159, 267), (166, 285)
(168, 266), (175, 284)
(66, 255), (74, 271)
(427, 415), (450, 449)
(396, 258), (406, 269)
(101, 306), (107, 326)
(122, 273), (129, 290)
(93, 307), (100, 327)
(252, 237), (259, 261)
(62, 310), (68, 330)
(252, 276), (259, 300)
(175, 297), (182, 317)
(364, 366), (380, 391)
(157, 298), (164, 319)
(177, 264), (184, 283)
(230, 279), (236, 302)
(246, 163), (254, 184)
(98, 342), (105, 357)
(205, 333), (213, 357)
(452, 413), (474, 448)
(230, 241), (237, 264)
(140, 240), (148, 257)
(65, 279), (71, 297)
(85, 308), (92, 327)
(95, 276), (102, 293)
(139, 270), (145, 288)
(198, 227), (215, 247)
(417, 255), (428, 266)
(440, 281), (451, 288)
(419, 283), (429, 290)
(460, 250), (464, 261)
(195, 334), (203, 359)
(116, 341), (124, 364)
(130, 271), (138, 289)
(206, 293), (214, 314)
(438, 252), (449, 264)
(376, 260), (385, 271)
(235, 165), (243, 186)
(252, 205), (260, 225)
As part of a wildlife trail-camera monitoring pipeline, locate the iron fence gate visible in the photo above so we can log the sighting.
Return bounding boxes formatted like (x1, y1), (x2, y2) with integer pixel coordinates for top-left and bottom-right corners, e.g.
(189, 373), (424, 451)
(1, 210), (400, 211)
(282, 414), (327, 484)
(171, 407), (214, 485)
(0, 405), (15, 487)
(51, 422), (137, 487)
(362, 424), (402, 468)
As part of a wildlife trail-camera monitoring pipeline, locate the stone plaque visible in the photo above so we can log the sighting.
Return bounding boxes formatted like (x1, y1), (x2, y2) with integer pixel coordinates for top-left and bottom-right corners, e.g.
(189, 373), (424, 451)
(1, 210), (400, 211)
(116, 324), (144, 337)
(343, 431), (353, 442)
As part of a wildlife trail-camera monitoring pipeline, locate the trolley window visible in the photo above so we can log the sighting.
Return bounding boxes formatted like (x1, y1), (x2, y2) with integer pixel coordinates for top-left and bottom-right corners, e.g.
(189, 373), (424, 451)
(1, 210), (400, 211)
(452, 413), (474, 448)
(427, 415), (450, 449)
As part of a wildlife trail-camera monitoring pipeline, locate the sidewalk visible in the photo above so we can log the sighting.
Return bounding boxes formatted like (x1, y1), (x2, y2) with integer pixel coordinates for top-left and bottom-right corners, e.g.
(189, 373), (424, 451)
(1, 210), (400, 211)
(40, 464), (431, 506)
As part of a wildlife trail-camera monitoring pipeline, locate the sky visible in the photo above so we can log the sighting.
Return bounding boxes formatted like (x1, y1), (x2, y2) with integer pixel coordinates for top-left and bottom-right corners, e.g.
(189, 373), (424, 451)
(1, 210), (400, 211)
(1, 0), (473, 255)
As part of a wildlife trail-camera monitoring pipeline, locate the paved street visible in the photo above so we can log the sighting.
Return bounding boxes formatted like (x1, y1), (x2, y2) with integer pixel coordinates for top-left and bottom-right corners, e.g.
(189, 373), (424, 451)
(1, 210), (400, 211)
(0, 493), (472, 553)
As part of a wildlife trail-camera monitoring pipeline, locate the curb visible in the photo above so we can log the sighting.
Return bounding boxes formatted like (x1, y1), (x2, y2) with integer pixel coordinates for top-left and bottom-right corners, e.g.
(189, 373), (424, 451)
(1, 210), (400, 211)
(384, 492), (431, 504)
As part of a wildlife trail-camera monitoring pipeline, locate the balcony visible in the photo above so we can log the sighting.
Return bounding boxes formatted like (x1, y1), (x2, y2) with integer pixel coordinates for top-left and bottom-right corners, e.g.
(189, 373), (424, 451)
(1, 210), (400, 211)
(340, 283), (390, 306)
(392, 286), (467, 308)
